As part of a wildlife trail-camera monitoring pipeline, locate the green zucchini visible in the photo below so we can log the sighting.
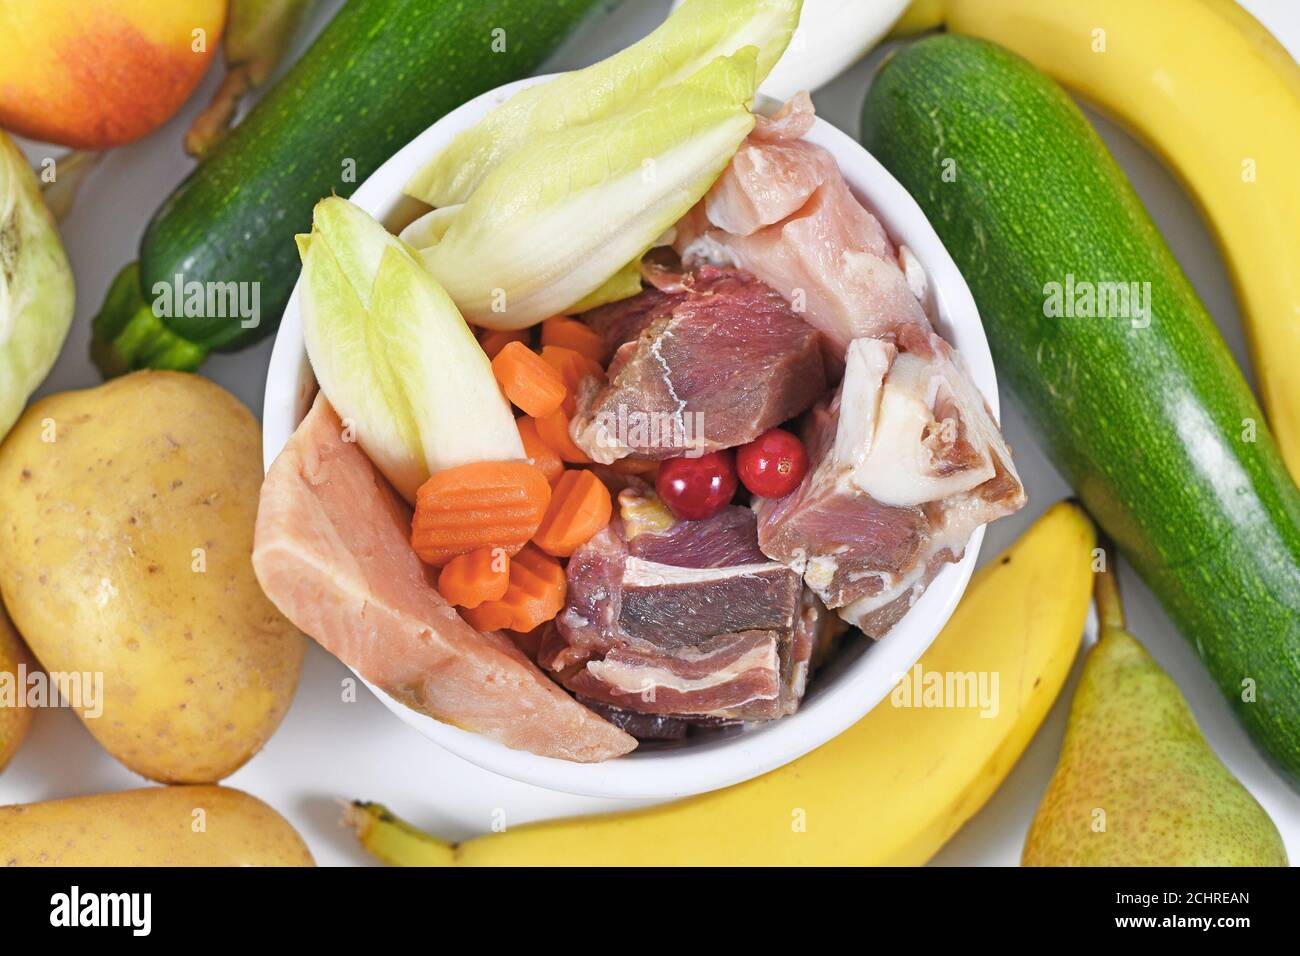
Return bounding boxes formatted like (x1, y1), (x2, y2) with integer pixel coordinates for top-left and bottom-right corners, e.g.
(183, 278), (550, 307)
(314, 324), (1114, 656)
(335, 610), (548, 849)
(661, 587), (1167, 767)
(92, 0), (611, 374)
(861, 35), (1300, 784)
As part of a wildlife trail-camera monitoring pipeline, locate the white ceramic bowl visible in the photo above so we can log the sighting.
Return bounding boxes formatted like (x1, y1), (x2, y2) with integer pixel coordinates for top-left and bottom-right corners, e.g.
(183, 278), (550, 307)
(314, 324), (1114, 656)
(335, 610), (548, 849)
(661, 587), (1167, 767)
(262, 76), (998, 800)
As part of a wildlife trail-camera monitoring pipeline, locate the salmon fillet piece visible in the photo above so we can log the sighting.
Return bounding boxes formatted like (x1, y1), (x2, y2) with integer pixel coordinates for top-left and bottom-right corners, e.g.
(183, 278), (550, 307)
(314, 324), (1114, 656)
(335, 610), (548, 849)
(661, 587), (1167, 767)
(252, 394), (635, 763)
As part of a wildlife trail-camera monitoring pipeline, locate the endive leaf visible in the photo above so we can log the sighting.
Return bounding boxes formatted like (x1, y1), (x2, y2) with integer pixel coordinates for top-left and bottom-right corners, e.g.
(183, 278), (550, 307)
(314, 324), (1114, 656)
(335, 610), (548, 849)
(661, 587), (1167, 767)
(569, 259), (645, 313)
(297, 197), (523, 502)
(420, 50), (759, 329)
(397, 205), (461, 249)
(403, 221), (650, 316)
(405, 0), (801, 207)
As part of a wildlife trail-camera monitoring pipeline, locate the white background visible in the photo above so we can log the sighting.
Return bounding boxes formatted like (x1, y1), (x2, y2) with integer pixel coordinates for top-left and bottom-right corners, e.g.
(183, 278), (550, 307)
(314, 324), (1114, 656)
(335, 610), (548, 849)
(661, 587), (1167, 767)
(4, 0), (1299, 866)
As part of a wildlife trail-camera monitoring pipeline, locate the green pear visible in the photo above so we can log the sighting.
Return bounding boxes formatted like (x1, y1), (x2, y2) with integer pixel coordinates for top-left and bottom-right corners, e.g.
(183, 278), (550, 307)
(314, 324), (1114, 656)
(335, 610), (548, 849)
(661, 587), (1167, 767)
(1023, 547), (1288, 866)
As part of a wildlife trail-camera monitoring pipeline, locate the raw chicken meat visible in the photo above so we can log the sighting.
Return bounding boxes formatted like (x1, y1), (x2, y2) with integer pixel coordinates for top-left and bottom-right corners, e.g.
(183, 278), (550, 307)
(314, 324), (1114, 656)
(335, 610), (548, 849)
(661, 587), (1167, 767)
(570, 267), (826, 464)
(757, 337), (1026, 637)
(541, 487), (808, 721)
(673, 93), (932, 356)
(252, 393), (635, 763)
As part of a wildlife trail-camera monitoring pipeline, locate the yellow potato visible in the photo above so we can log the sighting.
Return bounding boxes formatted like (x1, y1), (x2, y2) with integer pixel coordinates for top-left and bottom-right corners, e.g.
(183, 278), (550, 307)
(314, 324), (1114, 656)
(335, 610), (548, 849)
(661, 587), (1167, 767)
(0, 371), (304, 782)
(0, 785), (315, 866)
(0, 607), (34, 772)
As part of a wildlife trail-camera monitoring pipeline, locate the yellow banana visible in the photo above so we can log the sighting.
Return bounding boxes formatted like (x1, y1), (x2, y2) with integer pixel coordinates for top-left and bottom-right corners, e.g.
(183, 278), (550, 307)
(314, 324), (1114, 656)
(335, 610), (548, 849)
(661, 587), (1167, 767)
(940, 0), (1300, 482)
(890, 0), (944, 37)
(350, 500), (1096, 866)
(345, 802), (456, 866)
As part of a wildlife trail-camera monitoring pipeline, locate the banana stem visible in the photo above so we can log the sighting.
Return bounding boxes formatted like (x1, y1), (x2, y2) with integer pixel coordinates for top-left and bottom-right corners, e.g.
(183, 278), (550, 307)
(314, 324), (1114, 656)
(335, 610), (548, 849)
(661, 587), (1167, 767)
(1094, 534), (1125, 632)
(344, 801), (456, 867)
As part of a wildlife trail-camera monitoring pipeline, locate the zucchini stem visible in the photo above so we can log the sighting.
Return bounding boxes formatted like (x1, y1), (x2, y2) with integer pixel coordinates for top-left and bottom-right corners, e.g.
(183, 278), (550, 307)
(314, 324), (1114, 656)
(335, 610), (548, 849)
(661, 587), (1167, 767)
(89, 262), (208, 376)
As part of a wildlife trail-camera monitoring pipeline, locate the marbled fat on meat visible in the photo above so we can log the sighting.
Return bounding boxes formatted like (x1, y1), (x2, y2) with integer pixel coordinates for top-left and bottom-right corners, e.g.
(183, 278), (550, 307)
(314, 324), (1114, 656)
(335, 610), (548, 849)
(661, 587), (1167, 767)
(544, 494), (810, 722)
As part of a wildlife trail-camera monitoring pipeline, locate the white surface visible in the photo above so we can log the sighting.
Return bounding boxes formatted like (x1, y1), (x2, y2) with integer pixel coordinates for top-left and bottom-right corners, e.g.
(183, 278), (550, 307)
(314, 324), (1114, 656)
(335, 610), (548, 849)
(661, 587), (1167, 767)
(4, 0), (1299, 864)
(262, 77), (995, 799)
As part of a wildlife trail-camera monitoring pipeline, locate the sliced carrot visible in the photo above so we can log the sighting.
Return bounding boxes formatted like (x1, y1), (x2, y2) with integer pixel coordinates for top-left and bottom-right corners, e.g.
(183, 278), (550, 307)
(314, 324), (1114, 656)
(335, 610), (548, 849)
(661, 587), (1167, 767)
(533, 469), (613, 557)
(436, 547), (511, 608)
(540, 345), (606, 417)
(535, 408), (592, 465)
(411, 460), (551, 566)
(460, 600), (512, 633)
(478, 327), (530, 359)
(492, 340), (567, 417)
(516, 416), (564, 484)
(541, 316), (604, 363)
(461, 544), (566, 633)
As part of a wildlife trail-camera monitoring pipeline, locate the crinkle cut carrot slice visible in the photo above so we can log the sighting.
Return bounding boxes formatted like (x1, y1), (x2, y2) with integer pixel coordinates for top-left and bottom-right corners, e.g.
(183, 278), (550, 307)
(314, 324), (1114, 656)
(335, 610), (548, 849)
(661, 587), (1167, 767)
(516, 416), (564, 484)
(533, 469), (613, 557)
(461, 544), (566, 633)
(411, 460), (551, 566)
(436, 546), (511, 608)
(492, 341), (567, 418)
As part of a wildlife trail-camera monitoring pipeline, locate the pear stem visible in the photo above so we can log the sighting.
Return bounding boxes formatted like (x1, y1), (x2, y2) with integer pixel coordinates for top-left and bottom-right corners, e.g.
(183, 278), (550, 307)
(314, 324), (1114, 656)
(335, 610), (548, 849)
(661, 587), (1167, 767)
(1094, 534), (1125, 632)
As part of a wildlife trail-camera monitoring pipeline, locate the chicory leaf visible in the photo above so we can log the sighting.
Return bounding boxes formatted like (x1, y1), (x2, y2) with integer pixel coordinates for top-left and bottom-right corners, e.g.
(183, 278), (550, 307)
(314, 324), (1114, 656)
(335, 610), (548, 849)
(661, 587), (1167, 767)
(405, 0), (801, 207)
(419, 49), (759, 329)
(297, 197), (523, 502)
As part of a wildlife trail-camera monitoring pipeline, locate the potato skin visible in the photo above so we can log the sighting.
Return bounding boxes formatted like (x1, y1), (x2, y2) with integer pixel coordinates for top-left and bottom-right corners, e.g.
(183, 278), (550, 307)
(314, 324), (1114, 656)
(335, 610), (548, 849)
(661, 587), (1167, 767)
(0, 372), (304, 782)
(0, 786), (314, 866)
(0, 608), (34, 772)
